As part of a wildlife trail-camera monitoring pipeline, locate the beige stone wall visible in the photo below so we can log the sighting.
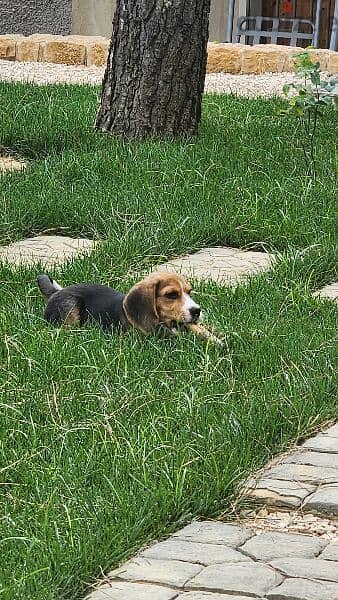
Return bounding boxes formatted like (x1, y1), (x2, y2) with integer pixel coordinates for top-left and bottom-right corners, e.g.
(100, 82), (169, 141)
(1, 34), (338, 73)
(0, 34), (109, 66)
(207, 42), (337, 73)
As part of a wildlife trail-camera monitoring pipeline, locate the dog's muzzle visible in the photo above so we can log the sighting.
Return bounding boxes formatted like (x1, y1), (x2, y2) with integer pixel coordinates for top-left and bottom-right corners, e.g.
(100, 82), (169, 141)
(189, 306), (201, 323)
(183, 293), (201, 324)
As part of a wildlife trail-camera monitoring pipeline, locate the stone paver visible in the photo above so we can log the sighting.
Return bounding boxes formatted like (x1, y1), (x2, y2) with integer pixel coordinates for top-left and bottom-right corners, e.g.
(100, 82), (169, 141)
(172, 521), (253, 547)
(270, 557), (338, 582)
(0, 154), (26, 173)
(304, 484), (338, 516)
(176, 594), (253, 600)
(241, 531), (327, 561)
(267, 577), (338, 600)
(140, 539), (251, 565)
(263, 463), (338, 485)
(325, 424), (338, 437)
(313, 282), (338, 300)
(186, 562), (283, 597)
(320, 541), (338, 560)
(244, 478), (316, 508)
(244, 425), (338, 515)
(109, 557), (202, 588)
(303, 434), (338, 454)
(0, 235), (94, 267)
(285, 450), (338, 469)
(85, 581), (177, 599)
(158, 246), (274, 283)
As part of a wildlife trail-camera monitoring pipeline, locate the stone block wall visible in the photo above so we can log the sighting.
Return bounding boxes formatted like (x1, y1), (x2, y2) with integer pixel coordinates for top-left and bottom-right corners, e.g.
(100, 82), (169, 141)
(0, 34), (110, 67)
(207, 43), (338, 73)
(0, 35), (338, 73)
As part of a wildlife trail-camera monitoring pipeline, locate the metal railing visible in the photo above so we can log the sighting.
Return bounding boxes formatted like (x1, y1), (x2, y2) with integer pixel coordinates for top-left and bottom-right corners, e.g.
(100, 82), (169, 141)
(236, 16), (315, 46)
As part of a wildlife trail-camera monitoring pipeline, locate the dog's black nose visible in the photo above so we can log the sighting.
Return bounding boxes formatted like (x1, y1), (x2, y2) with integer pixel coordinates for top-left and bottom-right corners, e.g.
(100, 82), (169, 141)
(190, 307), (201, 321)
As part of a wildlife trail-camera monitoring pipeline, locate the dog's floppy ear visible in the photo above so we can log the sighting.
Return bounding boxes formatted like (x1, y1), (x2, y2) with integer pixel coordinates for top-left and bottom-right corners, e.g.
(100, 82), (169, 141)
(123, 275), (159, 333)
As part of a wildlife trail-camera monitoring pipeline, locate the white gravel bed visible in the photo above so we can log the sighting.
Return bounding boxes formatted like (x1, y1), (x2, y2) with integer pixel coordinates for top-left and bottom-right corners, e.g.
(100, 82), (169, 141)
(0, 59), (299, 97)
(0, 59), (105, 86)
(205, 71), (298, 97)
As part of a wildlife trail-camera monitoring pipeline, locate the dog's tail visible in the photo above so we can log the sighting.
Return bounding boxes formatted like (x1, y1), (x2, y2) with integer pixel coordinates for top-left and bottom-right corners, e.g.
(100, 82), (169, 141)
(37, 274), (63, 300)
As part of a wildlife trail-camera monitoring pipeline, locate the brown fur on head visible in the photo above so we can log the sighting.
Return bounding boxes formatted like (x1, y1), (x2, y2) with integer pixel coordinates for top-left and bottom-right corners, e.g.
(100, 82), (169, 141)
(123, 272), (200, 333)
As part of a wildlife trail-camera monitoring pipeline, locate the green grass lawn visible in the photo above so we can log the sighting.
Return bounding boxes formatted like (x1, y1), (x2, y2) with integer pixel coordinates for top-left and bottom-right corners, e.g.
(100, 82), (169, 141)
(0, 82), (337, 600)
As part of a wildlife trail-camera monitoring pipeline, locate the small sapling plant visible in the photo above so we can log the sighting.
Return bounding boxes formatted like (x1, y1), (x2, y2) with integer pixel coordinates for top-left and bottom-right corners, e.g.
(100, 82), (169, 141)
(280, 50), (338, 178)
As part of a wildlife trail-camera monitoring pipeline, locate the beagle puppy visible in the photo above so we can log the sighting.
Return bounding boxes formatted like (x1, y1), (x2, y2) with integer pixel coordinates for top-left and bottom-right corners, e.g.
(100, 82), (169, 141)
(37, 272), (222, 343)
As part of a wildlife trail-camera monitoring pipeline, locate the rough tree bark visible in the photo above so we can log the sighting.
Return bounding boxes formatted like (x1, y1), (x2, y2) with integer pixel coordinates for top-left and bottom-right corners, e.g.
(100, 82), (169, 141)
(95, 0), (211, 138)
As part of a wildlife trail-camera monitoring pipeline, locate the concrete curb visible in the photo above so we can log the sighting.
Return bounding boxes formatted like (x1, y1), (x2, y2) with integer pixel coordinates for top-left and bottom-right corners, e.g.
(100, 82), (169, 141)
(1, 34), (338, 73)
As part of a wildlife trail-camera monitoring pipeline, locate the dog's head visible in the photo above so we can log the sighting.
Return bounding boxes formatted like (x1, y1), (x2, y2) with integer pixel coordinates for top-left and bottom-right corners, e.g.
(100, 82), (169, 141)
(123, 272), (200, 333)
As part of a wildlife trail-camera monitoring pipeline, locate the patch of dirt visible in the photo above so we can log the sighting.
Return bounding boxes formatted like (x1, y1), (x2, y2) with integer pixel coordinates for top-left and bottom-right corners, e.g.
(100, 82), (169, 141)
(240, 507), (338, 540)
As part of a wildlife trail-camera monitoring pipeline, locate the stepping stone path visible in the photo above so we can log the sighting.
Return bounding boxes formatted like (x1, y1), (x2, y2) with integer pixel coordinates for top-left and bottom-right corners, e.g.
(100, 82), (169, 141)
(0, 235), (94, 268)
(0, 153), (26, 173)
(159, 246), (274, 283)
(313, 282), (338, 301)
(86, 425), (338, 600)
(0, 238), (275, 285)
(1, 235), (336, 304)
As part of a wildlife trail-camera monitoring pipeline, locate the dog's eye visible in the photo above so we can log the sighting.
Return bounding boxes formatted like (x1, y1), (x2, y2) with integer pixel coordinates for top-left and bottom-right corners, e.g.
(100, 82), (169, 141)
(165, 291), (179, 300)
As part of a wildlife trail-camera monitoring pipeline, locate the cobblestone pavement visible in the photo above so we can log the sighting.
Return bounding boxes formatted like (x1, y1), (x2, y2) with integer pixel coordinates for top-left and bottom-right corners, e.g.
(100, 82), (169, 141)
(86, 521), (338, 599)
(86, 425), (338, 600)
(244, 423), (338, 515)
(158, 247), (274, 283)
(0, 235), (94, 268)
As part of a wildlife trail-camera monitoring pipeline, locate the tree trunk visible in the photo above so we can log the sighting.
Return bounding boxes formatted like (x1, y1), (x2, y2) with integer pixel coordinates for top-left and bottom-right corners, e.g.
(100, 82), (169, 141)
(95, 0), (211, 138)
